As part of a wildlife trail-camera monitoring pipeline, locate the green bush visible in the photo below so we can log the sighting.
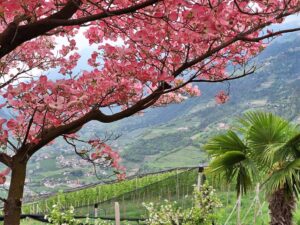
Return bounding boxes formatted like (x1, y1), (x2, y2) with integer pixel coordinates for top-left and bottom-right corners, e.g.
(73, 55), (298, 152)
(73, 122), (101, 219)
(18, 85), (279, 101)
(143, 183), (222, 225)
(45, 204), (80, 225)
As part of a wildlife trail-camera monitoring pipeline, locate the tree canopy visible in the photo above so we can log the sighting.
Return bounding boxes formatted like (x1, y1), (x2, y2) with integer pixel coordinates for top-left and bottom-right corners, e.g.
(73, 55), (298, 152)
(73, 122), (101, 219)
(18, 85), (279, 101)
(0, 1), (300, 223)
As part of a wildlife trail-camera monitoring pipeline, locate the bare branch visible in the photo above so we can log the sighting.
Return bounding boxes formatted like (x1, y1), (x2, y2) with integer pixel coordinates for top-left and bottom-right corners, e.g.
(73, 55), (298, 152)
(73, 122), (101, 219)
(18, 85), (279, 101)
(44, 0), (161, 26)
(0, 0), (160, 58)
(7, 140), (18, 153)
(192, 67), (256, 83)
(21, 108), (37, 148)
(240, 27), (300, 42)
(0, 197), (7, 203)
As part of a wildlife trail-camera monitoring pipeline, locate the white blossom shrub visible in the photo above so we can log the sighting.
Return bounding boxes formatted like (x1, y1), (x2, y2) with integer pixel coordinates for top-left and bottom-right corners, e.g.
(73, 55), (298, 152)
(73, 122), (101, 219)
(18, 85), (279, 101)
(143, 183), (222, 225)
(45, 204), (80, 225)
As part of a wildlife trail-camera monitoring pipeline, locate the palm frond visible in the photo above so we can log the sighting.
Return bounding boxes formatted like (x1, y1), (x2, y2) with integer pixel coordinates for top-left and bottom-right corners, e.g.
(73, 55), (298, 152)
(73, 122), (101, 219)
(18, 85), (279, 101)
(205, 111), (300, 198)
(207, 151), (246, 173)
(236, 165), (253, 196)
(238, 111), (298, 164)
(206, 151), (256, 195)
(204, 130), (247, 156)
(264, 158), (300, 195)
(281, 133), (300, 157)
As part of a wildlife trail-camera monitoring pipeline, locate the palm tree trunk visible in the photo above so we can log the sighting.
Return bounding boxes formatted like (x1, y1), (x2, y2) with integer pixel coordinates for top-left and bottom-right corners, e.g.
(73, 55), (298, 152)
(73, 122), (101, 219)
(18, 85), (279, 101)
(268, 188), (295, 225)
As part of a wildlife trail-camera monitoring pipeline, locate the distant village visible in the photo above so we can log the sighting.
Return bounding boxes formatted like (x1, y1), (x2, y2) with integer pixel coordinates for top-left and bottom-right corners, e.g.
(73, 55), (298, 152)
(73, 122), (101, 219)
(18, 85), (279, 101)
(25, 151), (103, 195)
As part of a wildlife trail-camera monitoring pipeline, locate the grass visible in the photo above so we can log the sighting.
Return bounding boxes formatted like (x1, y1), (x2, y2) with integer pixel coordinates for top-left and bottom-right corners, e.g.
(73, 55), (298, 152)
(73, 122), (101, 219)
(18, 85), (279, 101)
(148, 145), (206, 169)
(21, 219), (45, 225)
(216, 191), (270, 225)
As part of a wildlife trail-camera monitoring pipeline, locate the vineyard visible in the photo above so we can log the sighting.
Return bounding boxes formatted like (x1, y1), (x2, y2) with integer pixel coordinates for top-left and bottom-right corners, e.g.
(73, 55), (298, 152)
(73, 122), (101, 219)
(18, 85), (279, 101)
(8, 167), (279, 224)
(22, 168), (190, 215)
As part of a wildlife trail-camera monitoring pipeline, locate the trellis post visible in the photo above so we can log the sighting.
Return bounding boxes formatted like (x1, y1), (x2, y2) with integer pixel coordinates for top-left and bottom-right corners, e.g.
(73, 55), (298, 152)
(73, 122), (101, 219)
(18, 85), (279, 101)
(197, 166), (204, 191)
(94, 203), (98, 218)
(46, 200), (49, 212)
(87, 199), (90, 216)
(237, 185), (242, 225)
(176, 169), (179, 200)
(226, 184), (230, 206)
(254, 183), (260, 224)
(115, 202), (120, 225)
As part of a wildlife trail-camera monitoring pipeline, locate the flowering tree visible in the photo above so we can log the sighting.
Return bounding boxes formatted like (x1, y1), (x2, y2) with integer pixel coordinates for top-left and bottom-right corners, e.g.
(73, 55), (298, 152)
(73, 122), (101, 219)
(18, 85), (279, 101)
(0, 0), (299, 224)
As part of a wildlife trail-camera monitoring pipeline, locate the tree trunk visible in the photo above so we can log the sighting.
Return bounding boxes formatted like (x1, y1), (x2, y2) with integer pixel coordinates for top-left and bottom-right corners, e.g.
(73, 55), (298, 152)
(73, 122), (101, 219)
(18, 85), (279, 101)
(268, 188), (295, 225)
(3, 160), (27, 225)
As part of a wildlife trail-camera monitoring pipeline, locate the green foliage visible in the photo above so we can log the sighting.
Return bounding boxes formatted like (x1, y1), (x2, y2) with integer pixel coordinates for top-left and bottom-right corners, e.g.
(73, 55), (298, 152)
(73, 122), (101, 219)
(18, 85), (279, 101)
(293, 210), (300, 225)
(45, 204), (124, 225)
(205, 111), (300, 196)
(143, 183), (222, 225)
(205, 131), (247, 155)
(208, 151), (246, 173)
(45, 204), (80, 225)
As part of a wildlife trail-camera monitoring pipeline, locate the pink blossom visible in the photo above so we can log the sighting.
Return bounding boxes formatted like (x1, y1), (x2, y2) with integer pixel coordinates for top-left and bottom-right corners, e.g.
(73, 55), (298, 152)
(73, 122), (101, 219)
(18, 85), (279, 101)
(0, 168), (10, 184)
(215, 91), (230, 104)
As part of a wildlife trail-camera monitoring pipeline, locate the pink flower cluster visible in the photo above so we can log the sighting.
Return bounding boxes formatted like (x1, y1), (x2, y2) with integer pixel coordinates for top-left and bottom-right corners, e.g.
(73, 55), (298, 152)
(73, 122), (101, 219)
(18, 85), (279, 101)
(0, 63), (201, 146)
(215, 91), (230, 104)
(89, 140), (126, 180)
(0, 0), (297, 94)
(0, 168), (10, 184)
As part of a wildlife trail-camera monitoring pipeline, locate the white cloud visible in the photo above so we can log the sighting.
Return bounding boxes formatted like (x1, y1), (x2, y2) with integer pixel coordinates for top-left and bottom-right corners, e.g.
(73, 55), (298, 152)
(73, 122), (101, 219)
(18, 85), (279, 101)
(284, 14), (300, 25)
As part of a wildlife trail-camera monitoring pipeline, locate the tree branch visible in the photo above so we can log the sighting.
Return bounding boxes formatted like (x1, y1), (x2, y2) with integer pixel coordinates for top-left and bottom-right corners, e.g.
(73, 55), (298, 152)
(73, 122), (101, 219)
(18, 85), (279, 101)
(192, 68), (256, 83)
(0, 153), (12, 168)
(20, 83), (168, 159)
(0, 0), (160, 59)
(239, 27), (300, 42)
(44, 0), (160, 26)
(0, 0), (81, 58)
(21, 108), (37, 148)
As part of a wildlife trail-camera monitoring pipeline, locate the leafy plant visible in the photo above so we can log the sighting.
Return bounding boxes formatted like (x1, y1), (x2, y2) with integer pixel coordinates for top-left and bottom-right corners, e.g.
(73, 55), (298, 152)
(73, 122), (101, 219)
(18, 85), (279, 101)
(45, 204), (80, 225)
(143, 183), (222, 225)
(205, 111), (300, 225)
(45, 204), (134, 225)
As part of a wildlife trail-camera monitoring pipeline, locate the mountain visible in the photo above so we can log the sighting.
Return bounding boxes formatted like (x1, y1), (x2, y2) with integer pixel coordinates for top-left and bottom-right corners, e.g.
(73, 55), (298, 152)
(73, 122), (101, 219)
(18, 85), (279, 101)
(108, 33), (300, 172)
(23, 32), (300, 195)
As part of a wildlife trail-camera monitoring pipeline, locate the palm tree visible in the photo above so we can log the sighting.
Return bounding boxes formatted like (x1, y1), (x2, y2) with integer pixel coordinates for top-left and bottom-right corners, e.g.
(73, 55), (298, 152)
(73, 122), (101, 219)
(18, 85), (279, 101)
(204, 111), (300, 225)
